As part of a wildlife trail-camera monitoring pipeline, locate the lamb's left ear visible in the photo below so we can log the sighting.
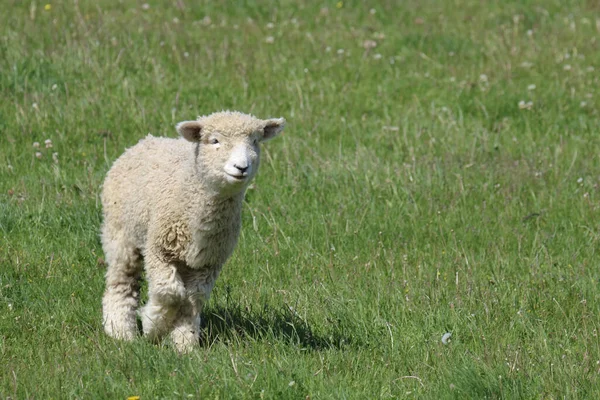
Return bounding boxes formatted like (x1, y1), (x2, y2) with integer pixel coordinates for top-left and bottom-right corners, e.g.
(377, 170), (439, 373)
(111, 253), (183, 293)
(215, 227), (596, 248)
(261, 118), (286, 142)
(176, 120), (203, 142)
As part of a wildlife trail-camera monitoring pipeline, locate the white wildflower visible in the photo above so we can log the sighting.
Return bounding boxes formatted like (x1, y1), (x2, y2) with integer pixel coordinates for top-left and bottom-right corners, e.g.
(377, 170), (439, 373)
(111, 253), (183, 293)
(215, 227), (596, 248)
(265, 36), (274, 44)
(518, 100), (533, 110)
(362, 39), (377, 49)
(442, 332), (452, 344)
(527, 84), (536, 91)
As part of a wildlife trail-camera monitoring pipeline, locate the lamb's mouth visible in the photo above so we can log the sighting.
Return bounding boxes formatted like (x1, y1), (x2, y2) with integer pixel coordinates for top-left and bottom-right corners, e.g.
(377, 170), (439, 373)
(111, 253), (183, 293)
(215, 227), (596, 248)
(226, 173), (247, 181)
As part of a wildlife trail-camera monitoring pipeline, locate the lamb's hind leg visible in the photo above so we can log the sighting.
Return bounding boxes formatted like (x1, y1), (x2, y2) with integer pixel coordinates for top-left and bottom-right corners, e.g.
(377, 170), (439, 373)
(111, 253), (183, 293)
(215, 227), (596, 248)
(101, 226), (142, 341)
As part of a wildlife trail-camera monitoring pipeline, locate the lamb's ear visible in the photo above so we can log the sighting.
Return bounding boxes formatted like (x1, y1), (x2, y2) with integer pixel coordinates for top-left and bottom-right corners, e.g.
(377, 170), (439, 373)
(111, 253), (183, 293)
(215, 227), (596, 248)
(261, 118), (286, 142)
(176, 120), (203, 142)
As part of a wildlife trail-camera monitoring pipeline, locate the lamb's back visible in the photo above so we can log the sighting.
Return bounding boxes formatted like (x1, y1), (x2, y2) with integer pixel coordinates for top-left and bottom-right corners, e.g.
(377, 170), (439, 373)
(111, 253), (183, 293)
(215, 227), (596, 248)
(101, 136), (193, 245)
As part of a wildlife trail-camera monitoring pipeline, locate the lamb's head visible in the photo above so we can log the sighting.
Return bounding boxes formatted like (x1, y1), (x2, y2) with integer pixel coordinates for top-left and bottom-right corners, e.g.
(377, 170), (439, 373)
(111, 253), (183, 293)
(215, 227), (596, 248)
(176, 111), (285, 193)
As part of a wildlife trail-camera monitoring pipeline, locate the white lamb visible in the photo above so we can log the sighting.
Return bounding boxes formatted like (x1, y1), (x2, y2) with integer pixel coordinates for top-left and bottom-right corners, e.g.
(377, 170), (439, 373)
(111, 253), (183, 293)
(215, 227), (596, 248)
(100, 111), (285, 352)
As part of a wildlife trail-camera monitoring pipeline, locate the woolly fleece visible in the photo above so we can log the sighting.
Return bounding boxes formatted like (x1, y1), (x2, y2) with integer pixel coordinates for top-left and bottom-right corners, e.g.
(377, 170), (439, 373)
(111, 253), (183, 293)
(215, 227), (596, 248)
(100, 111), (285, 352)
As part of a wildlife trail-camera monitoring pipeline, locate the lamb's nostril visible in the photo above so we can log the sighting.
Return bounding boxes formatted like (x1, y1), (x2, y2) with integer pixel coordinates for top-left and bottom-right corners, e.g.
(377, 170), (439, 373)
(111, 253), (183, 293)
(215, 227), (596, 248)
(234, 164), (248, 173)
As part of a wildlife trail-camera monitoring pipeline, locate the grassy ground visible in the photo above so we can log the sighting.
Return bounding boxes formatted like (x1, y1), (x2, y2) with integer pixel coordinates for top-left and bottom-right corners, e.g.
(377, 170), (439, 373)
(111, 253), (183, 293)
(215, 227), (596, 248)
(1, 0), (600, 398)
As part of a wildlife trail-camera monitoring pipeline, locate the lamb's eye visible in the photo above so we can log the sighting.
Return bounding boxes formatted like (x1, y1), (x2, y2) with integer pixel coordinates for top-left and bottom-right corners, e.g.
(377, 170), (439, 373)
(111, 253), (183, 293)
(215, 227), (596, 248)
(210, 138), (220, 145)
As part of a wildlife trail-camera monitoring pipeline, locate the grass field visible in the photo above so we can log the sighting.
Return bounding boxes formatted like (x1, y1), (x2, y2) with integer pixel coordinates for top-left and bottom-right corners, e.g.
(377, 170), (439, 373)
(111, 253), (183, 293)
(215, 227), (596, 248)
(1, 0), (600, 398)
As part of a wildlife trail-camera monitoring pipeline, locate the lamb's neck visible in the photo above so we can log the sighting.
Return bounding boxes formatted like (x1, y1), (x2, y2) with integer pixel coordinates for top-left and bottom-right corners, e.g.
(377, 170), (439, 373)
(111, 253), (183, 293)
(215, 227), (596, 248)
(198, 184), (247, 204)
(182, 182), (246, 218)
(204, 191), (245, 210)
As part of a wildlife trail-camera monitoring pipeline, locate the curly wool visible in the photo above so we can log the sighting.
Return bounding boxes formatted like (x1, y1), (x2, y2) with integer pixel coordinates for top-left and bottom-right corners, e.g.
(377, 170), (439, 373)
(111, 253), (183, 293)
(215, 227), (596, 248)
(100, 111), (285, 351)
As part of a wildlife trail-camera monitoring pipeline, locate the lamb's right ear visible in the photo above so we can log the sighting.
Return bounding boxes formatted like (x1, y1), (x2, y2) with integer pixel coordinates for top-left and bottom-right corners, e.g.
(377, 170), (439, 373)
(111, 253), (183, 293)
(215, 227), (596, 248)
(176, 120), (203, 142)
(261, 118), (286, 142)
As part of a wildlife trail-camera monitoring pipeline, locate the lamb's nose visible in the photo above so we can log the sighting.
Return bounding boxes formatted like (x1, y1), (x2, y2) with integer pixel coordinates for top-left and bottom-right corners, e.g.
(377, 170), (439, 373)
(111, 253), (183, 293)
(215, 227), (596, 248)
(234, 164), (248, 173)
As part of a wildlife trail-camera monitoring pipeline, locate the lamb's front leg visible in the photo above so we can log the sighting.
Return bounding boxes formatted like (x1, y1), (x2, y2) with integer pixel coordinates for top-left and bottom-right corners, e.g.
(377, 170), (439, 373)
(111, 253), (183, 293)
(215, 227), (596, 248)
(169, 295), (204, 353)
(170, 269), (219, 352)
(140, 251), (187, 343)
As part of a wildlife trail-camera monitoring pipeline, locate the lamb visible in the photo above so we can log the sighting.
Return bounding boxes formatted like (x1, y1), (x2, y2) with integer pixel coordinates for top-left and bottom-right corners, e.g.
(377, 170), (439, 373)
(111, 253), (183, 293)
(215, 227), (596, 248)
(100, 111), (285, 352)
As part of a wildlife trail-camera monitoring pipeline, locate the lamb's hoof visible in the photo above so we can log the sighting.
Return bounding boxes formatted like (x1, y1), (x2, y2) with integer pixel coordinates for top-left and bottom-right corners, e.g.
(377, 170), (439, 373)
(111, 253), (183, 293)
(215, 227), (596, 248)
(171, 330), (199, 353)
(103, 318), (137, 341)
(140, 304), (178, 342)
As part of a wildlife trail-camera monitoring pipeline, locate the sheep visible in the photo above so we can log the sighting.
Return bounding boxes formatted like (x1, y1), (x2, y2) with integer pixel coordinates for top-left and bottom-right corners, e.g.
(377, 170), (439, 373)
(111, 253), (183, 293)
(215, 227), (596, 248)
(100, 111), (285, 352)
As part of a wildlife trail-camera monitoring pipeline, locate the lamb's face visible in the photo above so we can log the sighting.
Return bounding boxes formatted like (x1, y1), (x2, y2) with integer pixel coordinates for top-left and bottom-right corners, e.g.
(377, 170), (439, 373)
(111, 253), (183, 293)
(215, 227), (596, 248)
(176, 111), (285, 193)
(201, 130), (261, 188)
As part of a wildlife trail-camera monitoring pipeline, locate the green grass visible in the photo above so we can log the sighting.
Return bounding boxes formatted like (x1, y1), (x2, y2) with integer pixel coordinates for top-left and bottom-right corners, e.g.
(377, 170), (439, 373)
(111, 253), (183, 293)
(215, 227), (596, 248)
(1, 0), (600, 398)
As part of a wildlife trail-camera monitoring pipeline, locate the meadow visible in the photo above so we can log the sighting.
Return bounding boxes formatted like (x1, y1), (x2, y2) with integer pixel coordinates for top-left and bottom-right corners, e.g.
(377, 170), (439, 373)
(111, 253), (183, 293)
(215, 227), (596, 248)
(1, 0), (600, 398)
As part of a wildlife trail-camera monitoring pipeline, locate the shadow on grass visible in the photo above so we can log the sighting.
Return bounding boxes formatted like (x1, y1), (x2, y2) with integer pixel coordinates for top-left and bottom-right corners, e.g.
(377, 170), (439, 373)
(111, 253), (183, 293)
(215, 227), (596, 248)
(200, 303), (355, 350)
